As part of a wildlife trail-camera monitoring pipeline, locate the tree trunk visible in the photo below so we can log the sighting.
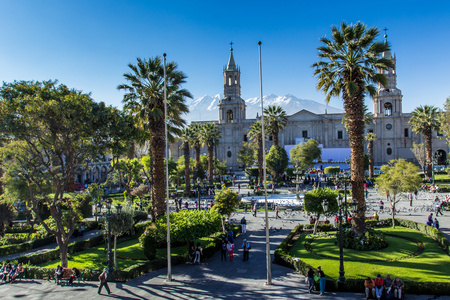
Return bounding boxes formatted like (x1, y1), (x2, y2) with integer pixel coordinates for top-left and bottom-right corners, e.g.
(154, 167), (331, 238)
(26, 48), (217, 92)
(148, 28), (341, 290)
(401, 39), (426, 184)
(368, 140), (374, 179)
(127, 141), (136, 159)
(424, 129), (433, 179)
(258, 139), (263, 185)
(150, 124), (166, 220)
(313, 213), (321, 235)
(194, 144), (200, 179)
(184, 141), (191, 196)
(56, 234), (70, 268)
(273, 128), (279, 147)
(391, 195), (396, 229)
(208, 145), (214, 185)
(343, 70), (366, 235)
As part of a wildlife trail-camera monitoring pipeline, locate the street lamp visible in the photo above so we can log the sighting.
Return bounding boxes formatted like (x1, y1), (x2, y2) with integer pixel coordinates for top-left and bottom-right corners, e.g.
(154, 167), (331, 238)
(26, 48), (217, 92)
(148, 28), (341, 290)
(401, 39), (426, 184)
(293, 165), (301, 200)
(336, 195), (346, 284)
(97, 198), (122, 273)
(197, 177), (201, 210)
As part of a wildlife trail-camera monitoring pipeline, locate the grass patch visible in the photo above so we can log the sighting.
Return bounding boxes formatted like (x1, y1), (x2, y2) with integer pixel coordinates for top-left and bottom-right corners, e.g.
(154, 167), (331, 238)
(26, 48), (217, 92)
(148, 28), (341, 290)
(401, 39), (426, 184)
(38, 236), (217, 270)
(289, 227), (450, 282)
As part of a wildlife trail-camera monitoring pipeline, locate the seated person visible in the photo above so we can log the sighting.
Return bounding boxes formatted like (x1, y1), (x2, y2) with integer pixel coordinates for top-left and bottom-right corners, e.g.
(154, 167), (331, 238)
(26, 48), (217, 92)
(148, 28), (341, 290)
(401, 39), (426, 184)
(3, 263), (11, 282)
(8, 265), (17, 283)
(384, 274), (393, 295)
(68, 267), (80, 285)
(374, 274), (384, 300)
(55, 265), (64, 283)
(10, 263), (23, 282)
(392, 277), (404, 299)
(0, 263), (6, 281)
(364, 277), (376, 299)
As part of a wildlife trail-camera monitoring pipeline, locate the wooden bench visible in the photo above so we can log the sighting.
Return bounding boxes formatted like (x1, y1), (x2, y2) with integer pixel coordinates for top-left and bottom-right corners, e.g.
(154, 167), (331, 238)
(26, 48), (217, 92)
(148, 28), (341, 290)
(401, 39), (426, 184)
(56, 268), (84, 285)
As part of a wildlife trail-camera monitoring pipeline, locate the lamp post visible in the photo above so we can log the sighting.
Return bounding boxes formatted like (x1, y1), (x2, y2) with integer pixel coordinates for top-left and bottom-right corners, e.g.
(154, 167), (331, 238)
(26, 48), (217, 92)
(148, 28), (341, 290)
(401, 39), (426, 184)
(336, 195), (346, 284)
(197, 177), (201, 210)
(98, 199), (122, 273)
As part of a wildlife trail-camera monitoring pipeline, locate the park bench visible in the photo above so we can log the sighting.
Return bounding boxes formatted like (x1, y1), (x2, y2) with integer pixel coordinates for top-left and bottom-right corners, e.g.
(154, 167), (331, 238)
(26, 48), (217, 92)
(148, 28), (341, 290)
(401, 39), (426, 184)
(366, 216), (379, 221)
(309, 220), (330, 225)
(56, 268), (84, 286)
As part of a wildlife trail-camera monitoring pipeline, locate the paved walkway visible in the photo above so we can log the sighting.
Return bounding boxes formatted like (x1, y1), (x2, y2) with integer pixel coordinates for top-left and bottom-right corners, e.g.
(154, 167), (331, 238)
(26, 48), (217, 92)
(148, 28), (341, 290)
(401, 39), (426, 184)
(0, 229), (103, 262)
(0, 185), (449, 299)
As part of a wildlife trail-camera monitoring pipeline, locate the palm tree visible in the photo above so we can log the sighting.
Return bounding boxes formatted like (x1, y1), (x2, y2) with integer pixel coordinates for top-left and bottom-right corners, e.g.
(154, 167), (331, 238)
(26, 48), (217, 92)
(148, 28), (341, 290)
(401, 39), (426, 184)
(178, 127), (195, 196)
(312, 22), (393, 235)
(198, 123), (221, 185)
(190, 122), (203, 180)
(409, 105), (441, 179)
(342, 104), (373, 130)
(248, 121), (263, 185)
(118, 57), (191, 219)
(264, 105), (288, 146)
(365, 132), (377, 179)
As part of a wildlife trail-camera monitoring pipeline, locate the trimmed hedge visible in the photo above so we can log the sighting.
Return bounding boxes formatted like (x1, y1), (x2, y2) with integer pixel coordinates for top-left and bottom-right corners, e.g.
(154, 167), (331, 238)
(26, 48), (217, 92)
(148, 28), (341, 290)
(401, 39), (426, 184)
(274, 219), (450, 295)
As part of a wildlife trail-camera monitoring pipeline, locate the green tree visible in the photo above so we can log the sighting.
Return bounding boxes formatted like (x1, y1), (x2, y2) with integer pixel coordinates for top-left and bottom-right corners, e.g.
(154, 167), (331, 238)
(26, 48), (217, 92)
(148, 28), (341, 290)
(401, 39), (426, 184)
(376, 159), (421, 228)
(190, 123), (204, 179)
(248, 121), (264, 185)
(304, 187), (338, 234)
(213, 186), (240, 232)
(107, 206), (135, 270)
(264, 105), (288, 146)
(266, 145), (289, 183)
(113, 158), (144, 202)
(198, 123), (222, 185)
(324, 166), (340, 177)
(290, 139), (322, 171)
(0, 200), (17, 237)
(365, 133), (377, 179)
(178, 127), (195, 195)
(409, 105), (441, 179)
(312, 22), (393, 235)
(0, 80), (133, 267)
(118, 57), (191, 220)
(237, 141), (257, 170)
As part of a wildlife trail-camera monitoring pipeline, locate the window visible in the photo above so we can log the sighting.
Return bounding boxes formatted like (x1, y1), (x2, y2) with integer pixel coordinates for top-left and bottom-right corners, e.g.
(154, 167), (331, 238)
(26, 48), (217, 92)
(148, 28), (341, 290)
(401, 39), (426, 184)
(387, 148), (392, 155)
(226, 110), (233, 123)
(384, 102), (392, 116)
(337, 130), (343, 140)
(228, 75), (232, 86)
(227, 151), (232, 158)
(404, 128), (409, 137)
(302, 130), (308, 138)
(368, 129), (373, 133)
(243, 134), (248, 142)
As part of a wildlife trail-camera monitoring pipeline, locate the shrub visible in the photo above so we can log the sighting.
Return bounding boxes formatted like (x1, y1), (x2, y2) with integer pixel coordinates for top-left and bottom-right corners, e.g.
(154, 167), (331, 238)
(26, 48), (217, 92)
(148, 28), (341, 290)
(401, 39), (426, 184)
(341, 228), (388, 251)
(133, 210), (148, 223)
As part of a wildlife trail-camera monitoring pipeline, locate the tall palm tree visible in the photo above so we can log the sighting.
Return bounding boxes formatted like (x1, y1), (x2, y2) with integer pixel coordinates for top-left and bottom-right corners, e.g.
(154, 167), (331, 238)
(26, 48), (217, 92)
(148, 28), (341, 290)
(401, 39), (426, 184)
(118, 57), (191, 219)
(312, 22), (393, 235)
(190, 122), (203, 180)
(178, 127), (195, 196)
(198, 123), (221, 185)
(365, 132), (377, 179)
(248, 121), (263, 185)
(264, 105), (288, 146)
(409, 105), (441, 179)
(342, 104), (373, 130)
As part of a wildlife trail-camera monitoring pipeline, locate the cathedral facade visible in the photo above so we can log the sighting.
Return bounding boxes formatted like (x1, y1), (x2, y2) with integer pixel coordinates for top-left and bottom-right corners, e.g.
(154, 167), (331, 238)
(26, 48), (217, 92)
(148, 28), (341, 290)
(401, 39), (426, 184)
(173, 43), (449, 172)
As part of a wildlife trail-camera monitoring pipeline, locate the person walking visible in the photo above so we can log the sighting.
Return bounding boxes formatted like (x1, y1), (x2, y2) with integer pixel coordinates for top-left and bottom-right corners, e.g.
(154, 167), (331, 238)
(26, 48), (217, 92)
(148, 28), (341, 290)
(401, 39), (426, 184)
(307, 267), (315, 294)
(240, 216), (247, 234)
(98, 268), (111, 295)
(317, 266), (326, 296)
(275, 205), (281, 219)
(220, 240), (227, 261)
(226, 240), (234, 261)
(194, 243), (203, 264)
(241, 239), (251, 261)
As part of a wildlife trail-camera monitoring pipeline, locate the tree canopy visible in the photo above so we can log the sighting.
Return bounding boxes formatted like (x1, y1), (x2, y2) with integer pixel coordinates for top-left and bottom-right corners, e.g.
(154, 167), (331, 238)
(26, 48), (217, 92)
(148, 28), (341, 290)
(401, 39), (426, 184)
(290, 139), (322, 171)
(266, 145), (289, 183)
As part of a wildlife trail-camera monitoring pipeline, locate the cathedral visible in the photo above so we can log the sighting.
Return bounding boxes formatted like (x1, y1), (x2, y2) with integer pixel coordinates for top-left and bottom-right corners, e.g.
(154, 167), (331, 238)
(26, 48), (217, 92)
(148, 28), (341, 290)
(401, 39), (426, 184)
(173, 40), (449, 173)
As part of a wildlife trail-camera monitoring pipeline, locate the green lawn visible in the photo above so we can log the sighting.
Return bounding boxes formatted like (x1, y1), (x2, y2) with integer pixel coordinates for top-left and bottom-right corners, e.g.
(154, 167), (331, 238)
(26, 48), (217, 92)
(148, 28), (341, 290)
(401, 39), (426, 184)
(39, 236), (217, 270)
(289, 227), (450, 282)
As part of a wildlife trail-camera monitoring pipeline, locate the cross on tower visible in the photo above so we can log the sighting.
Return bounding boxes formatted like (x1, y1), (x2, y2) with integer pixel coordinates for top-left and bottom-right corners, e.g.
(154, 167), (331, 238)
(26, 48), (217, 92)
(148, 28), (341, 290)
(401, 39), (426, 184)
(230, 41), (233, 51)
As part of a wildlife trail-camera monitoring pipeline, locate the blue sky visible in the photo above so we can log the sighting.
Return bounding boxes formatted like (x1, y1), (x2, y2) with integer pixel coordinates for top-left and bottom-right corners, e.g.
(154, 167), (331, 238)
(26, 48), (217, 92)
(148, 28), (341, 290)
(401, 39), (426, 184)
(1, 1), (449, 113)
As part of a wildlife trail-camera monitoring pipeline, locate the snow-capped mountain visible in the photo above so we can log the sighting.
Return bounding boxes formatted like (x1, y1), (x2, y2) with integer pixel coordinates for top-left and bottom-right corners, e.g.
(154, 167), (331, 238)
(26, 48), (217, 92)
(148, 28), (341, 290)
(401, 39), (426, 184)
(186, 94), (343, 123)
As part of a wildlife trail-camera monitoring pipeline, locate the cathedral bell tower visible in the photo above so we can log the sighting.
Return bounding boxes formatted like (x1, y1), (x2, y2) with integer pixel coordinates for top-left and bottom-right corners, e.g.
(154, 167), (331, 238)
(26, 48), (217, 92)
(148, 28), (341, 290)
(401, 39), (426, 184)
(218, 43), (246, 124)
(373, 32), (403, 118)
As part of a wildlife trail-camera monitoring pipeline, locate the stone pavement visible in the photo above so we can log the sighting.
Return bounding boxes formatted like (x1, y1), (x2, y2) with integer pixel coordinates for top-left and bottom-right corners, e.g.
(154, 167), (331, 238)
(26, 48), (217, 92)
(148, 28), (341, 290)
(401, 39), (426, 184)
(0, 185), (449, 299)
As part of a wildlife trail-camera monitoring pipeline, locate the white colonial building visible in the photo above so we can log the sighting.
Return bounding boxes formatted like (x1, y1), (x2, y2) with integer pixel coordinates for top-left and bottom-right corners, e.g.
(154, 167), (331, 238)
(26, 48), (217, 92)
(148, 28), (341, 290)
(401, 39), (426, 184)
(172, 42), (448, 172)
